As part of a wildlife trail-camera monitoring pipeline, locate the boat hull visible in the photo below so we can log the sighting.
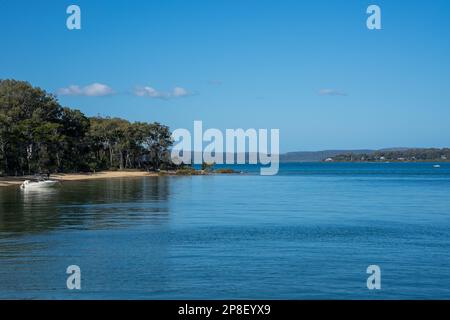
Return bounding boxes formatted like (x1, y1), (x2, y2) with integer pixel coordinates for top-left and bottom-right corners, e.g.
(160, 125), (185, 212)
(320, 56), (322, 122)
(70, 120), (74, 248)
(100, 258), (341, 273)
(20, 180), (59, 189)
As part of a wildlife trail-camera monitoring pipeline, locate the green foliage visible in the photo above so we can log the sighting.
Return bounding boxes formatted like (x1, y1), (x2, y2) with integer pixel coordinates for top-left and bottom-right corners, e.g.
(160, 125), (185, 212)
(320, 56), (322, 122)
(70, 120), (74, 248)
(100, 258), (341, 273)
(329, 148), (450, 162)
(215, 168), (236, 174)
(0, 80), (174, 175)
(175, 168), (202, 176)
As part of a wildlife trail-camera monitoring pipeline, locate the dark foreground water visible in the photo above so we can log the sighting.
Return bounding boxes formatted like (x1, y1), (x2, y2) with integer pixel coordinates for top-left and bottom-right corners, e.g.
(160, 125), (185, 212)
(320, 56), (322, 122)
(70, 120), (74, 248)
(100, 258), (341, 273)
(1, 163), (450, 299)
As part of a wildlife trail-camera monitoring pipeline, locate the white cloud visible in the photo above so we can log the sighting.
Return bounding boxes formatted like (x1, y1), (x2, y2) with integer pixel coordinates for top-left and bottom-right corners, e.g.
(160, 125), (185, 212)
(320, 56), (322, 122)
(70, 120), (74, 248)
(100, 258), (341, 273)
(58, 83), (114, 96)
(134, 86), (193, 99)
(172, 87), (189, 97)
(134, 86), (161, 98)
(319, 89), (347, 96)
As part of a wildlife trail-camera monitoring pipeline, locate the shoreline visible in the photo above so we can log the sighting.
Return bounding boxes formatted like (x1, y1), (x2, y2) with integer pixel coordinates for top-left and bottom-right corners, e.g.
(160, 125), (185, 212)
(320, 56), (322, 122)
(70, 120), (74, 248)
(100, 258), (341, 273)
(0, 170), (160, 187)
(51, 170), (161, 181)
(0, 169), (239, 187)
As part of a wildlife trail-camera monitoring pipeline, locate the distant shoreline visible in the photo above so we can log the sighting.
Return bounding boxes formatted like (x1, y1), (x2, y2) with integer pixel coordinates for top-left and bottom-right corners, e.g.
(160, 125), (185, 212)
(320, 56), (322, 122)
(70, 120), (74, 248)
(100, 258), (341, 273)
(321, 160), (450, 163)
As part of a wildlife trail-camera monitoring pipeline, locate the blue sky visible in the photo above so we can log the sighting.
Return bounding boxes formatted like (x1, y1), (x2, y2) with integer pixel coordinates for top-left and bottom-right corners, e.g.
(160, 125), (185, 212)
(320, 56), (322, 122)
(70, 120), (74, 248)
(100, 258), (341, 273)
(1, 0), (450, 152)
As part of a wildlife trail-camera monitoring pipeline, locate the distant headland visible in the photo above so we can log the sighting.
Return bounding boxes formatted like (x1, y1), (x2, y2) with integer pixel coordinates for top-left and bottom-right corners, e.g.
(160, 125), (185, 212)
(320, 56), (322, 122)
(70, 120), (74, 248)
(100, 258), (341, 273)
(280, 148), (450, 163)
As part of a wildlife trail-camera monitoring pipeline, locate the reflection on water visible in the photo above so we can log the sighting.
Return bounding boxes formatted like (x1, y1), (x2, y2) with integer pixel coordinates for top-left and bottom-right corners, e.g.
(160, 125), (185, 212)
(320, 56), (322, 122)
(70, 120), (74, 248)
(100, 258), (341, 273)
(1, 164), (450, 299)
(0, 176), (174, 299)
(0, 177), (170, 234)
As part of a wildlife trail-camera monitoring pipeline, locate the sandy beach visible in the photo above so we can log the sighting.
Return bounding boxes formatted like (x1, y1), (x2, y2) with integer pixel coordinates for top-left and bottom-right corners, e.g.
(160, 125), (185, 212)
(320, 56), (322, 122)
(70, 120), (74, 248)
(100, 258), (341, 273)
(0, 170), (159, 187)
(0, 177), (25, 187)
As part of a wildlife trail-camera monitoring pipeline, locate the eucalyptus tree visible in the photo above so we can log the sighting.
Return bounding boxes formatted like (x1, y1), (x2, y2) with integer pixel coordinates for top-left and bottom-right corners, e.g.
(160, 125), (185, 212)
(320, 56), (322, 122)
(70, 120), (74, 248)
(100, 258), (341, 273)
(0, 79), (175, 175)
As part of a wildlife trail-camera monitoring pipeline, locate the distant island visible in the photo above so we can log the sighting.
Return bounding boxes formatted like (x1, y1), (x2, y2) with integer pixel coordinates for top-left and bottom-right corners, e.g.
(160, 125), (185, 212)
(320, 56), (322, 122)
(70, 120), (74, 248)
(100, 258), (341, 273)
(279, 148), (449, 163)
(280, 150), (373, 162)
(322, 148), (450, 163)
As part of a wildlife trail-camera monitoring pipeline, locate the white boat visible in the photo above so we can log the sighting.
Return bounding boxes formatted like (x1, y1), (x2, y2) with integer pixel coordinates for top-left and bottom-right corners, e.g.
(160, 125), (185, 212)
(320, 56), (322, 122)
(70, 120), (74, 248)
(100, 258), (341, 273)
(433, 164), (441, 168)
(20, 179), (59, 190)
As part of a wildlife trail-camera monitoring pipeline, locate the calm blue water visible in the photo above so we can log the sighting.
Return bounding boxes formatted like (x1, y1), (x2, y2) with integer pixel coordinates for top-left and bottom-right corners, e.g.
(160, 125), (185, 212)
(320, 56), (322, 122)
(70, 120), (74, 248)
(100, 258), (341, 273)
(1, 162), (450, 299)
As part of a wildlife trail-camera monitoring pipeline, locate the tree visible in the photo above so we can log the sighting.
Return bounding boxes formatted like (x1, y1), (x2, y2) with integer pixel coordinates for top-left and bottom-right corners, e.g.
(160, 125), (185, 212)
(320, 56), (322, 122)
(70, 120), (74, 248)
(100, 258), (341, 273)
(143, 122), (173, 171)
(0, 79), (176, 175)
(0, 79), (63, 175)
(58, 108), (90, 172)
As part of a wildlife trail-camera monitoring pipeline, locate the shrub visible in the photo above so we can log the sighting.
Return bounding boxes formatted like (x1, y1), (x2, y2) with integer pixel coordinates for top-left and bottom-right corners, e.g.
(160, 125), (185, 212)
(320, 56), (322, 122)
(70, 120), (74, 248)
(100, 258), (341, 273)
(215, 168), (236, 174)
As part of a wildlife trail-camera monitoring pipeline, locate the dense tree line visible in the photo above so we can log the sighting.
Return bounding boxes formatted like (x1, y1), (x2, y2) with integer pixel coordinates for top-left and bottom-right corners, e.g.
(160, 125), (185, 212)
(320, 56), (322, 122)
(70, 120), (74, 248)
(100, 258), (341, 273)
(329, 148), (450, 162)
(0, 80), (173, 176)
